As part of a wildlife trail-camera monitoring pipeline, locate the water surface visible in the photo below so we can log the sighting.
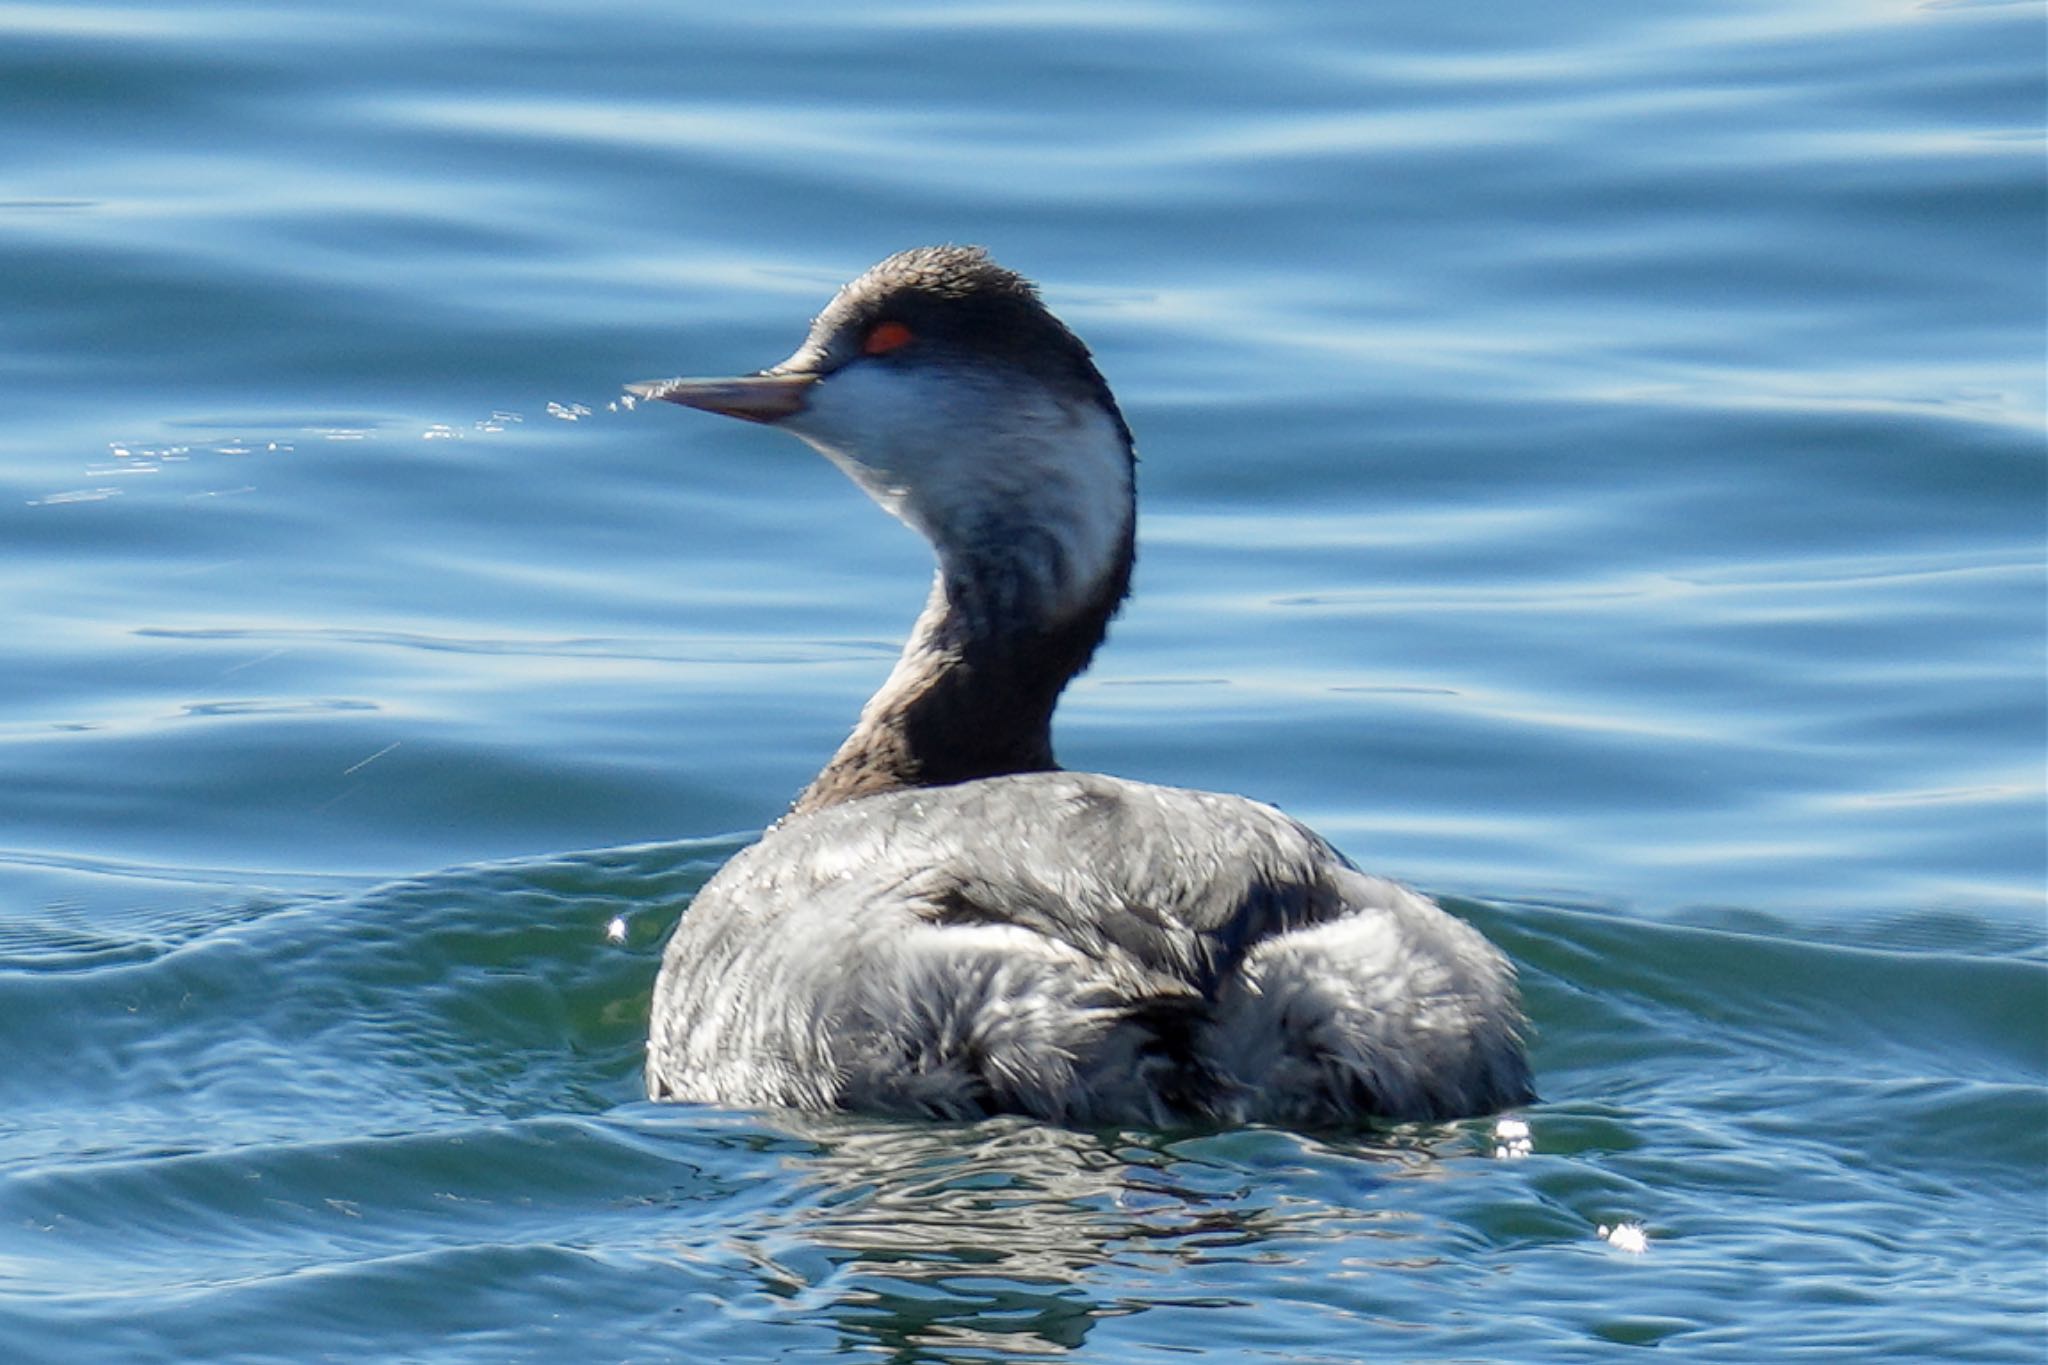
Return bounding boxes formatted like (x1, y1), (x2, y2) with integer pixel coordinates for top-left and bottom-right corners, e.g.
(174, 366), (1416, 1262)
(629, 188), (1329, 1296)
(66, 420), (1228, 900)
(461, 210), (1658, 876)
(1, 0), (2043, 1359)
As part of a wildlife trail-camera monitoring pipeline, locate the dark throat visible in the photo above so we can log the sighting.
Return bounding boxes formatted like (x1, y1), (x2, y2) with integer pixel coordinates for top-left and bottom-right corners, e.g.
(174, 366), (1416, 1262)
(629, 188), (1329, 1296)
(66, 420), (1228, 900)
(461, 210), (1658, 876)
(789, 526), (1134, 817)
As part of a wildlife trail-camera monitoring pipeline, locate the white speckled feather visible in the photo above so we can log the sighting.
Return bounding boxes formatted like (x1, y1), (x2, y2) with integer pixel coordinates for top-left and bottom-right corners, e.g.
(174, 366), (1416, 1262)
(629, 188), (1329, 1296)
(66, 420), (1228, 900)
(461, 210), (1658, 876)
(649, 773), (1530, 1124)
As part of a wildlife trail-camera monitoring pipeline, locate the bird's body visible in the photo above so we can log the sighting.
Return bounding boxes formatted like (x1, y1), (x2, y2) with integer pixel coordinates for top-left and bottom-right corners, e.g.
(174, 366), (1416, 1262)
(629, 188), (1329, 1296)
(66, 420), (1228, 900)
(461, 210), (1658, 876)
(636, 246), (1532, 1126)
(649, 772), (1528, 1125)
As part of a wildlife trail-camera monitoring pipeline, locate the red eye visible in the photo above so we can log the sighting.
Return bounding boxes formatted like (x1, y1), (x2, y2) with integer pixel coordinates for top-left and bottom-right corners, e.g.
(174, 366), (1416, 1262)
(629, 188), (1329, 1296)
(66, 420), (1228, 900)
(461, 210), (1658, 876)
(862, 321), (915, 355)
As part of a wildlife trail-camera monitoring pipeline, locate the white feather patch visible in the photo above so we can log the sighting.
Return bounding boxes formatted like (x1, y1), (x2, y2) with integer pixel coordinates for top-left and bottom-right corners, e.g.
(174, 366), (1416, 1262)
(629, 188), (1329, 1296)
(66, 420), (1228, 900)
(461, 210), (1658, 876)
(782, 363), (1132, 624)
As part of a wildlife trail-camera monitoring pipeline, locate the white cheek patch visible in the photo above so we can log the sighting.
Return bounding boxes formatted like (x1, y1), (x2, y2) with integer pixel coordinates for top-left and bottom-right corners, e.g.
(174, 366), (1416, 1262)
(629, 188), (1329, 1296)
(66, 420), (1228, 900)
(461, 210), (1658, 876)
(784, 365), (934, 521)
(781, 364), (1133, 624)
(981, 402), (1132, 618)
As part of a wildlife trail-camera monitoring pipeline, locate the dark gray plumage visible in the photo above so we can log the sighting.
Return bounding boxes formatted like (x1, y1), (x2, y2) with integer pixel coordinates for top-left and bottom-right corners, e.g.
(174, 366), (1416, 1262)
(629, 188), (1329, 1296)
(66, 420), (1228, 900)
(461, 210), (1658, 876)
(634, 247), (1533, 1126)
(648, 773), (1531, 1125)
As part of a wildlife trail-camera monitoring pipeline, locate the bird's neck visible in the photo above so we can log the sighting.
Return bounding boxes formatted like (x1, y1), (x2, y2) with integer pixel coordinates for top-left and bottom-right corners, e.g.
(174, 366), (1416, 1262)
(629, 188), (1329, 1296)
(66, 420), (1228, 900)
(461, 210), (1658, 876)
(790, 515), (1134, 816)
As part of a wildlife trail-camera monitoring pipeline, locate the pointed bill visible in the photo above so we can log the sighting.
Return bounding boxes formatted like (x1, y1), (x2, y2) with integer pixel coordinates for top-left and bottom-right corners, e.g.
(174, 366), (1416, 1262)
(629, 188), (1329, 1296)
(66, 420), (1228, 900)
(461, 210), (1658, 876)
(626, 373), (817, 424)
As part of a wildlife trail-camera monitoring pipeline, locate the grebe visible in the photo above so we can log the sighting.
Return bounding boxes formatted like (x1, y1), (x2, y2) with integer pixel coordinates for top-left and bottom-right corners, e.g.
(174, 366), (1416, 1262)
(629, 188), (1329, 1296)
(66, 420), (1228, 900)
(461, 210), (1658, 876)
(632, 247), (1532, 1126)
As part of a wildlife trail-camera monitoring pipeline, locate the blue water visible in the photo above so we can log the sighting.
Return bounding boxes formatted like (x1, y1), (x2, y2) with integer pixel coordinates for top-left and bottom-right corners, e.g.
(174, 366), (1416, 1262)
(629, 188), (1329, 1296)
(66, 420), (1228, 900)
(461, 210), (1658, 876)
(2, 0), (2043, 1359)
